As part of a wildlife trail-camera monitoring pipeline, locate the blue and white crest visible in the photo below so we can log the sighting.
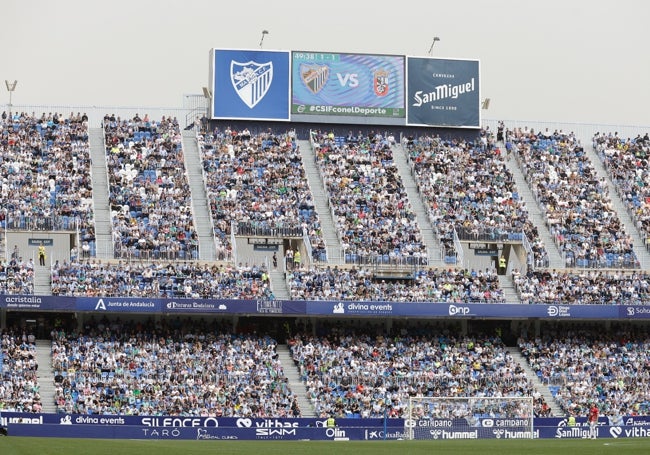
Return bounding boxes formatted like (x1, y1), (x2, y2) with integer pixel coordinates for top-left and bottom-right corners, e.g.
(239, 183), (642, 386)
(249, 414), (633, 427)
(230, 60), (273, 109)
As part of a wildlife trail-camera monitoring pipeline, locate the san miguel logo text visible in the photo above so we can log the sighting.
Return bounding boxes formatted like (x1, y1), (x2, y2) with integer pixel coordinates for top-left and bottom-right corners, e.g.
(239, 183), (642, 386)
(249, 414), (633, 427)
(230, 60), (273, 109)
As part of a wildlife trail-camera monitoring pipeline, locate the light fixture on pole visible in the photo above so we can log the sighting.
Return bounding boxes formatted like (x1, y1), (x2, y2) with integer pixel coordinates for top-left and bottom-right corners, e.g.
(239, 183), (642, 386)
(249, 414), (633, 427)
(5, 80), (17, 115)
(259, 30), (269, 49)
(427, 37), (440, 56)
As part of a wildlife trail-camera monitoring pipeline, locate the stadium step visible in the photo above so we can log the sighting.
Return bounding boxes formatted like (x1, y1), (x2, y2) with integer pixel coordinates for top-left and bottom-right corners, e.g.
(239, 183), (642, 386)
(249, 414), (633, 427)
(391, 142), (444, 266)
(506, 347), (563, 417)
(585, 140), (650, 269)
(181, 130), (218, 261)
(502, 147), (565, 269)
(269, 269), (290, 300)
(275, 344), (316, 417)
(35, 339), (57, 414)
(297, 139), (343, 263)
(88, 127), (114, 260)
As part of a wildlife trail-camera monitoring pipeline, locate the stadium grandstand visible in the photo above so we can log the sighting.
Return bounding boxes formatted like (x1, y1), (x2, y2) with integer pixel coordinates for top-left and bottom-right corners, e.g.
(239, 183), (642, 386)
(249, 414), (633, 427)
(1, 48), (650, 441)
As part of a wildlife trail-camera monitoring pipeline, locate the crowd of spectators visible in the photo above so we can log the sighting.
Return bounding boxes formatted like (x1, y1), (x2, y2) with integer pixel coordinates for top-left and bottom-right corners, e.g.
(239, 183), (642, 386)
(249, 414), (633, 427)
(310, 131), (427, 265)
(3, 319), (650, 421)
(50, 318), (300, 417)
(510, 128), (639, 268)
(289, 325), (548, 418)
(50, 259), (272, 299)
(104, 114), (198, 261)
(0, 254), (34, 295)
(0, 329), (42, 412)
(405, 131), (548, 268)
(512, 268), (650, 305)
(198, 127), (326, 262)
(519, 323), (650, 417)
(0, 111), (95, 249)
(593, 131), (650, 248)
(288, 265), (504, 303)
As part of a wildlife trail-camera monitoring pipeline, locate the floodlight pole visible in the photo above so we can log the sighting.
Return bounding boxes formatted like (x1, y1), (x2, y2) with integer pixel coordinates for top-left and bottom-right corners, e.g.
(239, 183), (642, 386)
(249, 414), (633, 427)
(428, 37), (440, 56)
(259, 30), (269, 49)
(5, 80), (17, 115)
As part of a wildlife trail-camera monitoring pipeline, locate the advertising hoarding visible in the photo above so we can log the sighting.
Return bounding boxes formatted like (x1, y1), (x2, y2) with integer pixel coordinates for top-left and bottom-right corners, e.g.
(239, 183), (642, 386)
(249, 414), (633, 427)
(210, 49), (290, 121)
(407, 57), (480, 127)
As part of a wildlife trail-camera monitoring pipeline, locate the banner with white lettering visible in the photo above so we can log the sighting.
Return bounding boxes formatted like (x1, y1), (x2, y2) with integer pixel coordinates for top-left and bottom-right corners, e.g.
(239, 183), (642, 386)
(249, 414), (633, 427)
(407, 57), (480, 128)
(291, 51), (405, 125)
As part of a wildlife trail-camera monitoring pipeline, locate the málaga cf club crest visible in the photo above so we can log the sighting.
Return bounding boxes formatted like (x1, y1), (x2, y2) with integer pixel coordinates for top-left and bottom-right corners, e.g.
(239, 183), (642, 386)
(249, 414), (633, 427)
(300, 63), (329, 95)
(230, 60), (273, 109)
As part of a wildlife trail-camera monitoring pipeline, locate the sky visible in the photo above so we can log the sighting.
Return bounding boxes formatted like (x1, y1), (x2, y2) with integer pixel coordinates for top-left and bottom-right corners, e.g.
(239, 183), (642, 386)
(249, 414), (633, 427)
(2, 0), (649, 127)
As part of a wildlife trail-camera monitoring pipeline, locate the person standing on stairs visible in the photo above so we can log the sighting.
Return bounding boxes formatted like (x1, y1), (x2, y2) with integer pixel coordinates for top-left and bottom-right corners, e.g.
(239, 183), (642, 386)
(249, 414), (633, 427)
(38, 242), (47, 266)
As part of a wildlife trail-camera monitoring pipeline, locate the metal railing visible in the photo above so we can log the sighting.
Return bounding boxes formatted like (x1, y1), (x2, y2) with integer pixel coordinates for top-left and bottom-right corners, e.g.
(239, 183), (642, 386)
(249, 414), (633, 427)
(233, 221), (305, 238)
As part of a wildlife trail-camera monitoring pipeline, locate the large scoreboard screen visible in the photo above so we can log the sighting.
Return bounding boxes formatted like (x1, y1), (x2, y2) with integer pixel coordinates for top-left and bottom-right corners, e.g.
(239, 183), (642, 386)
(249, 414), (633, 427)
(291, 51), (405, 120)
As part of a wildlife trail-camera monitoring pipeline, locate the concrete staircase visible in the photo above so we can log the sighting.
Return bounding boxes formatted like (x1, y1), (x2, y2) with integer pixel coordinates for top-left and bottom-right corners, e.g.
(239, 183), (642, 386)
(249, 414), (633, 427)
(498, 275), (520, 304)
(503, 151), (565, 270)
(181, 130), (217, 261)
(297, 139), (343, 264)
(276, 344), (315, 417)
(33, 264), (51, 296)
(35, 339), (57, 414)
(506, 347), (563, 417)
(585, 140), (650, 269)
(88, 127), (114, 260)
(393, 143), (444, 266)
(269, 269), (290, 300)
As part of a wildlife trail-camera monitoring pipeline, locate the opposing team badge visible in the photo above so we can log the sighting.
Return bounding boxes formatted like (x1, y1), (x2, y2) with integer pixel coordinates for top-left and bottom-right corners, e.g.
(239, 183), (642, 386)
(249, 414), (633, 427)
(374, 69), (389, 97)
(300, 63), (329, 94)
(230, 60), (273, 109)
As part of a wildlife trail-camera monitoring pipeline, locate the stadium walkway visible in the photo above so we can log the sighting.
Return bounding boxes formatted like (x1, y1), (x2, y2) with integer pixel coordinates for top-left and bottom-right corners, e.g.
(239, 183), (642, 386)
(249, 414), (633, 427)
(88, 127), (113, 260)
(297, 139), (343, 263)
(392, 142), (444, 266)
(35, 339), (57, 414)
(506, 347), (562, 417)
(276, 344), (316, 417)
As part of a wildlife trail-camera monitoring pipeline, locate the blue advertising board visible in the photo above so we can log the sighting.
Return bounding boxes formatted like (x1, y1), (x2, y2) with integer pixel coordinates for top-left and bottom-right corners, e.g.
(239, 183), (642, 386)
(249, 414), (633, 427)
(305, 300), (621, 319)
(5, 413), (650, 440)
(291, 51), (405, 120)
(407, 57), (480, 128)
(211, 49), (290, 121)
(1, 294), (642, 320)
(620, 305), (650, 319)
(0, 413), (401, 429)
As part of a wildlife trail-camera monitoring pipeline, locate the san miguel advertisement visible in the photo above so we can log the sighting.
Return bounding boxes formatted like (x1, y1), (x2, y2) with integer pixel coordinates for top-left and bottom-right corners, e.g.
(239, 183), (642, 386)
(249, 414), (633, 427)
(407, 57), (480, 128)
(210, 49), (291, 121)
(291, 51), (405, 124)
